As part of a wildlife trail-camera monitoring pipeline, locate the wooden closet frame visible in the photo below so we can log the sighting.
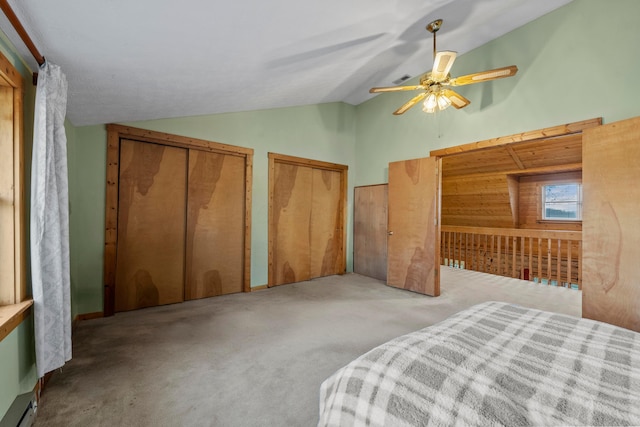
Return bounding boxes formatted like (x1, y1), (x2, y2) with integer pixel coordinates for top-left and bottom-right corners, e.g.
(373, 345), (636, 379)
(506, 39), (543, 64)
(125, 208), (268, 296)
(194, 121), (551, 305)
(267, 153), (348, 287)
(103, 124), (254, 316)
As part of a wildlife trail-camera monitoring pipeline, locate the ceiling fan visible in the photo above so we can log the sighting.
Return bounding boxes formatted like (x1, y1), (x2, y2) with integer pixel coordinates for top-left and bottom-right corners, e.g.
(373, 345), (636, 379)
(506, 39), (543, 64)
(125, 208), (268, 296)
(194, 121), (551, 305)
(369, 19), (518, 115)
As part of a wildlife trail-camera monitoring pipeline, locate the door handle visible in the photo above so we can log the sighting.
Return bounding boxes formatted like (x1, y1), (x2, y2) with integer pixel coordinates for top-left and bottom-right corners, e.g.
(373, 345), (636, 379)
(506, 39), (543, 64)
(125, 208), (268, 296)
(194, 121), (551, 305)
(388, 231), (394, 236)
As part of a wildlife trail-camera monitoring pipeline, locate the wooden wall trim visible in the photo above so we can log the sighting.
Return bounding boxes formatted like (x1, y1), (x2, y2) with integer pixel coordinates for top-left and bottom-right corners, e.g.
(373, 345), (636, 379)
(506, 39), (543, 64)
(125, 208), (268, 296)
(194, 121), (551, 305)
(267, 153), (348, 287)
(354, 183), (388, 189)
(103, 130), (119, 316)
(430, 118), (602, 158)
(268, 155), (275, 287)
(103, 125), (253, 315)
(243, 152), (253, 292)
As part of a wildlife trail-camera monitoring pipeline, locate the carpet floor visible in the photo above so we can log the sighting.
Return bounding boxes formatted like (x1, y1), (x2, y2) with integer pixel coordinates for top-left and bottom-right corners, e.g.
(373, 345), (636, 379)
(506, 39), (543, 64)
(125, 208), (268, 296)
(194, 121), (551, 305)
(34, 268), (581, 426)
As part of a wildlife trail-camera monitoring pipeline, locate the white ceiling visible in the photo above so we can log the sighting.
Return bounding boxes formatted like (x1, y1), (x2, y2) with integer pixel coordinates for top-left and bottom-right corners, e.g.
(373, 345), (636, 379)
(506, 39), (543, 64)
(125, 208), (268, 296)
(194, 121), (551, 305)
(0, 0), (572, 126)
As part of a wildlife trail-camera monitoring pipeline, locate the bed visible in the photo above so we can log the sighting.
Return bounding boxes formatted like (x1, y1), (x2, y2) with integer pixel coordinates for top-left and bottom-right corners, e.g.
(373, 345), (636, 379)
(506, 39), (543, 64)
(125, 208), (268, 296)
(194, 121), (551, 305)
(318, 301), (640, 426)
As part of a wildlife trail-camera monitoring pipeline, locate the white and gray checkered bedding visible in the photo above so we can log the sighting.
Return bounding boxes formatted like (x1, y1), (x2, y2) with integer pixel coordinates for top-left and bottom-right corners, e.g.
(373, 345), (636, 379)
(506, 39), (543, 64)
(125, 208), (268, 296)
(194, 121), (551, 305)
(319, 301), (640, 426)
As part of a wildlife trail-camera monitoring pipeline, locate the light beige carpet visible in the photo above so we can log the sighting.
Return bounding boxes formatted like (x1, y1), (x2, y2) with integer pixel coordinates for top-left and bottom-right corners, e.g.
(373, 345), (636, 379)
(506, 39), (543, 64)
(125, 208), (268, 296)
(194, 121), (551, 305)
(34, 268), (581, 426)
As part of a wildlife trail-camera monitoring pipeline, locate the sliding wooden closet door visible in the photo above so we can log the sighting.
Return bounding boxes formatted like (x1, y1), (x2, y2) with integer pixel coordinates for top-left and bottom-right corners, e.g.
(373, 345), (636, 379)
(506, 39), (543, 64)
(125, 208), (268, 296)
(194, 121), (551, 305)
(271, 162), (313, 286)
(115, 139), (187, 311)
(269, 154), (347, 287)
(310, 169), (343, 278)
(185, 150), (245, 299)
(387, 157), (441, 296)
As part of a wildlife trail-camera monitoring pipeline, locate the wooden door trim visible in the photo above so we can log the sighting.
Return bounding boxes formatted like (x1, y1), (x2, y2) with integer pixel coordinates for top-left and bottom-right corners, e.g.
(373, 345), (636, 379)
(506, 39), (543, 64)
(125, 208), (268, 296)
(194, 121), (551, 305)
(429, 118), (602, 158)
(104, 125), (254, 316)
(269, 152), (348, 171)
(354, 183), (388, 189)
(106, 124), (253, 156)
(268, 152), (348, 287)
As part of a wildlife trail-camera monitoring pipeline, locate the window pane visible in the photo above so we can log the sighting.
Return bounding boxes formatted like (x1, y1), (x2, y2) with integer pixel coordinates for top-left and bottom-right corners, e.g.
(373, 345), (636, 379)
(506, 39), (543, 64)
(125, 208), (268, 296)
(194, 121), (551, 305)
(545, 203), (578, 219)
(544, 184), (579, 202)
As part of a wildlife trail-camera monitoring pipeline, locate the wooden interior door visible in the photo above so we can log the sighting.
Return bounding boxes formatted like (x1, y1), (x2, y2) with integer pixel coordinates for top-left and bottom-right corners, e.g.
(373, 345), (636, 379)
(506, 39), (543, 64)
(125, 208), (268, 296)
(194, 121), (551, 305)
(310, 168), (343, 278)
(185, 150), (245, 299)
(271, 162), (313, 286)
(115, 139), (187, 311)
(387, 157), (441, 296)
(582, 116), (640, 332)
(353, 184), (388, 281)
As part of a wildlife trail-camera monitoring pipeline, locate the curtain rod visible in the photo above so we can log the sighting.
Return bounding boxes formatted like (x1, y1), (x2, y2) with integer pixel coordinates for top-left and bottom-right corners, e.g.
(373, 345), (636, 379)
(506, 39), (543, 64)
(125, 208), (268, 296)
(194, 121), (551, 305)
(0, 0), (44, 84)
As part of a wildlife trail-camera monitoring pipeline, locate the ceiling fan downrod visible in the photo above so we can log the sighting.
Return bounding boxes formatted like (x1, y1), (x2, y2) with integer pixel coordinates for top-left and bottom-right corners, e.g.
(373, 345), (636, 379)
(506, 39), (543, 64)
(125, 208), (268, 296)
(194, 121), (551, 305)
(426, 19), (443, 61)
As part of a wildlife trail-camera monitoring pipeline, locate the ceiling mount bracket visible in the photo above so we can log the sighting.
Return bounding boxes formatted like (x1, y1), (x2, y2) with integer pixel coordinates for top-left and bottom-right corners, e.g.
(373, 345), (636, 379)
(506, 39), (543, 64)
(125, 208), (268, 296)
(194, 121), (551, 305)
(426, 19), (443, 34)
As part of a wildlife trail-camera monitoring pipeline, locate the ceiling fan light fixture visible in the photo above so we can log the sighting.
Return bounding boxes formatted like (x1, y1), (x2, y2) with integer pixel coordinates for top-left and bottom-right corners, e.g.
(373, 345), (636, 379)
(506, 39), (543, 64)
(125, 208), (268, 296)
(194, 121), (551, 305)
(437, 93), (452, 111)
(422, 90), (451, 114)
(422, 92), (438, 113)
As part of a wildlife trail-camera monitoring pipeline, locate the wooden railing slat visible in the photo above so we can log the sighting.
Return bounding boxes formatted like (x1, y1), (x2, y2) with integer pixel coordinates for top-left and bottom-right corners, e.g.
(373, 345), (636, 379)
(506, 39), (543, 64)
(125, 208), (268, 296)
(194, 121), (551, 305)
(547, 238), (552, 284)
(567, 242), (572, 288)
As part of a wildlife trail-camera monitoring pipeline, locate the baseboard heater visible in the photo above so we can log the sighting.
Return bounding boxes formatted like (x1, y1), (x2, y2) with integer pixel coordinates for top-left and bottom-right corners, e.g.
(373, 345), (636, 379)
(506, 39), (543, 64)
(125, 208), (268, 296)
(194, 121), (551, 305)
(0, 393), (37, 427)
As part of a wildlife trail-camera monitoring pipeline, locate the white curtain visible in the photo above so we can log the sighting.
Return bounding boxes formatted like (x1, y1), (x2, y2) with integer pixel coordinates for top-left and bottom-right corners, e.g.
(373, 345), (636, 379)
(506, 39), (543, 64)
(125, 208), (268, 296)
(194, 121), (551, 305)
(30, 62), (72, 378)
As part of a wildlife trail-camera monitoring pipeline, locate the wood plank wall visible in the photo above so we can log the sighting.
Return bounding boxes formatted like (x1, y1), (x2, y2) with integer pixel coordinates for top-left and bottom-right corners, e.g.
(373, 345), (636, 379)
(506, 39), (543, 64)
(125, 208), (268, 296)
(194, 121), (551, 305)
(519, 171), (582, 231)
(441, 173), (516, 228)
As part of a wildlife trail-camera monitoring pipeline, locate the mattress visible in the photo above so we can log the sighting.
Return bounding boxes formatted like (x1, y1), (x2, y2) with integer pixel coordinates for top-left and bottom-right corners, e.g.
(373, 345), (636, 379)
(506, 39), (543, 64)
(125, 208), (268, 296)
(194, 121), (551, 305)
(318, 301), (640, 426)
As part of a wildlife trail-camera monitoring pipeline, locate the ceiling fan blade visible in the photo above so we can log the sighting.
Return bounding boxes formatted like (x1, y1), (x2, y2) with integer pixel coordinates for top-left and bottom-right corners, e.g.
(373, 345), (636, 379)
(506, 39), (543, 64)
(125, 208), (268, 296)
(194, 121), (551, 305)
(442, 89), (470, 109)
(431, 51), (457, 81)
(370, 85), (424, 93)
(449, 65), (518, 86)
(393, 92), (428, 115)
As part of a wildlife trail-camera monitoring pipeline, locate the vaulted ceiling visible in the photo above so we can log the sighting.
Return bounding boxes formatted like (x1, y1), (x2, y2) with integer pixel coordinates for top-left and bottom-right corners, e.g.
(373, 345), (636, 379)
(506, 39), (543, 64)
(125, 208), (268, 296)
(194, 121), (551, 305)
(0, 0), (572, 126)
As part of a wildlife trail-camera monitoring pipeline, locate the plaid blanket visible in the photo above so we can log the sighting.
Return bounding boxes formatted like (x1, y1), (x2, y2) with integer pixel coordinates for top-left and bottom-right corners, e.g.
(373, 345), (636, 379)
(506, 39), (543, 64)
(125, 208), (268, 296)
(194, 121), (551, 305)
(319, 301), (640, 426)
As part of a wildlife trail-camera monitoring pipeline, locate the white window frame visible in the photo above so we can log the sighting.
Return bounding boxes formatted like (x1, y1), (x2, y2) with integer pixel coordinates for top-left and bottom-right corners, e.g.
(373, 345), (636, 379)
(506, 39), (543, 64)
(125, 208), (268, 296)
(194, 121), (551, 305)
(541, 182), (582, 222)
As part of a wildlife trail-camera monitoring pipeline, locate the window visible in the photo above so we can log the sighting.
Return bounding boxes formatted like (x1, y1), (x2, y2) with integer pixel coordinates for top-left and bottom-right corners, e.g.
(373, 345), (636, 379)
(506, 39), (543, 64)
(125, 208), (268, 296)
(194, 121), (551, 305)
(0, 50), (30, 342)
(0, 50), (26, 307)
(541, 183), (582, 221)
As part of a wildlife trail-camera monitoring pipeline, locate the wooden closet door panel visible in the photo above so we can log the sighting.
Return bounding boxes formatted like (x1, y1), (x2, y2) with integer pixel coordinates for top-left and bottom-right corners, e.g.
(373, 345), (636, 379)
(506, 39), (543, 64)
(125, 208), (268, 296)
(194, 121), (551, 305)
(583, 117), (640, 332)
(185, 151), (245, 300)
(115, 139), (187, 311)
(354, 185), (388, 281)
(387, 157), (440, 296)
(272, 162), (312, 286)
(310, 169), (343, 278)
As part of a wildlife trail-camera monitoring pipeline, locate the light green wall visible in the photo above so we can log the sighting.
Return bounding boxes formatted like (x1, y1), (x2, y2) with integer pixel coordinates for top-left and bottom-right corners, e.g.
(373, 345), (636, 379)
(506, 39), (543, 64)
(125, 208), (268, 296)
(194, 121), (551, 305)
(0, 30), (37, 421)
(354, 0), (640, 185)
(68, 125), (107, 317)
(0, 317), (36, 418)
(69, 102), (357, 313)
